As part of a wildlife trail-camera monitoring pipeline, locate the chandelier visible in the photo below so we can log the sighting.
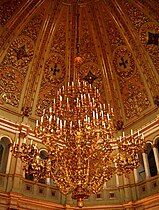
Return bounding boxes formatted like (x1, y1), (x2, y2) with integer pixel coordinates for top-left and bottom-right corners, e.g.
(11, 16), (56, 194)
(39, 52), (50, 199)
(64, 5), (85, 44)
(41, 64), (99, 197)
(11, 81), (146, 208)
(11, 0), (146, 207)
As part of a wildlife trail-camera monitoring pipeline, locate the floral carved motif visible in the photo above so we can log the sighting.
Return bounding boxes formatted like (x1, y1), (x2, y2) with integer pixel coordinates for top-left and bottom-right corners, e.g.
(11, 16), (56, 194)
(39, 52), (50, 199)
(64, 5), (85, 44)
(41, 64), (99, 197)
(113, 46), (136, 79)
(119, 1), (149, 32)
(123, 83), (150, 120)
(0, 66), (23, 106)
(1, 35), (34, 107)
(2, 35), (34, 69)
(113, 46), (150, 120)
(0, 0), (23, 26)
(36, 7), (68, 115)
(79, 9), (98, 64)
(140, 22), (159, 76)
(21, 13), (44, 42)
(36, 54), (66, 116)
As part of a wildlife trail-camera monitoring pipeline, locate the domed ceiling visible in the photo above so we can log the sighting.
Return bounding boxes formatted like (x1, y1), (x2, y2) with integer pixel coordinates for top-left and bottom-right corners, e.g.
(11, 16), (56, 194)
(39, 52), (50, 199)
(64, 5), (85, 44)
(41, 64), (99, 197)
(0, 0), (159, 129)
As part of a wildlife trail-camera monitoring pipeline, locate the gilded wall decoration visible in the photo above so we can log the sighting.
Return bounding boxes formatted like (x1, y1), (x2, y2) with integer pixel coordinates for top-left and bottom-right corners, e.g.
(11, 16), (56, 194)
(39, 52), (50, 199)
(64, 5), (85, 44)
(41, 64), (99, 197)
(21, 13), (44, 42)
(113, 46), (136, 79)
(50, 8), (68, 58)
(98, 0), (152, 121)
(104, 1), (158, 99)
(41, 54), (66, 88)
(137, 0), (159, 22)
(77, 8), (105, 98)
(62, 0), (92, 5)
(123, 82), (150, 120)
(80, 9), (98, 64)
(0, 66), (23, 106)
(0, 35), (34, 107)
(118, 1), (149, 32)
(79, 62), (105, 102)
(113, 46), (150, 119)
(0, 0), (23, 26)
(140, 22), (159, 75)
(2, 35), (34, 70)
(36, 7), (68, 115)
(36, 54), (66, 115)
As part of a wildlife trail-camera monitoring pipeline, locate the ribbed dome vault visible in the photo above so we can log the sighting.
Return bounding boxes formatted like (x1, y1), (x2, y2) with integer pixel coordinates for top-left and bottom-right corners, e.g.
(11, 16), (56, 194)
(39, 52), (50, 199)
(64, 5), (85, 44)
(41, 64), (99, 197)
(0, 0), (159, 130)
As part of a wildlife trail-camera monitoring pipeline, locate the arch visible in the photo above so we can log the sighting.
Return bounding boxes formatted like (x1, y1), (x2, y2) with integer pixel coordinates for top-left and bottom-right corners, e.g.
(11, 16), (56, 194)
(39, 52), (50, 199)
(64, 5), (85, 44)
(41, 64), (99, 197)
(38, 149), (48, 184)
(25, 149), (49, 183)
(146, 143), (157, 177)
(154, 136), (159, 152)
(0, 136), (11, 173)
(39, 149), (48, 160)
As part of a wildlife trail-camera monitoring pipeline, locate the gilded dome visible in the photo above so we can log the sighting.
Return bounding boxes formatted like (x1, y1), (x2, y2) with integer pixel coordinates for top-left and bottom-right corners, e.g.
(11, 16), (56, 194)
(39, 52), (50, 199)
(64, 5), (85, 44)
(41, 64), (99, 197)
(0, 0), (159, 130)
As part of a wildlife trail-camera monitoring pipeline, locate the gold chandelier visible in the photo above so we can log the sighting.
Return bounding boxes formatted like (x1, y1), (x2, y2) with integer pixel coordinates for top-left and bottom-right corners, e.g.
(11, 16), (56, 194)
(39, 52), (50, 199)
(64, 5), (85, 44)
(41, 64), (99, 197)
(11, 81), (145, 208)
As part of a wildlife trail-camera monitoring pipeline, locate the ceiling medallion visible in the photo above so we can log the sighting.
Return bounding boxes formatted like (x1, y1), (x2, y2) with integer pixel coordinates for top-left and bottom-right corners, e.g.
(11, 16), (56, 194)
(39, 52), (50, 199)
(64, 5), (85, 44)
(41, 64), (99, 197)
(83, 70), (98, 84)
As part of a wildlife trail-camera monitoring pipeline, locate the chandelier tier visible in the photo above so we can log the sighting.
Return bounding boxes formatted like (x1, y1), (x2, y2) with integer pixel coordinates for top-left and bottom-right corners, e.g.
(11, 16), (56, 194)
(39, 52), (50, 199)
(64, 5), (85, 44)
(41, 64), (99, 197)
(11, 81), (145, 208)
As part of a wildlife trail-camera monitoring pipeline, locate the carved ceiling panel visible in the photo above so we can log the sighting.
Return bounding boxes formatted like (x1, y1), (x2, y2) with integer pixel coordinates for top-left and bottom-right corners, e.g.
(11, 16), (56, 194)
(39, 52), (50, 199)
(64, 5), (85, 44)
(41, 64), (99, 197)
(0, 0), (159, 128)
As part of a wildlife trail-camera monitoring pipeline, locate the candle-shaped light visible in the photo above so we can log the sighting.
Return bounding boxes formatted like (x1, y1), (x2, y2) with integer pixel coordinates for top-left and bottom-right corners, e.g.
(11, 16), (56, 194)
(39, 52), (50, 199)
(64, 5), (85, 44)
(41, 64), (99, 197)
(70, 121), (72, 130)
(53, 98), (56, 112)
(49, 107), (52, 113)
(60, 120), (62, 130)
(131, 129), (133, 136)
(36, 120), (39, 127)
(107, 113), (110, 120)
(93, 111), (95, 118)
(49, 115), (52, 123)
(96, 111), (98, 120)
(30, 140), (33, 145)
(138, 130), (140, 136)
(64, 120), (66, 129)
(23, 138), (26, 144)
(123, 131), (125, 137)
(57, 117), (59, 127)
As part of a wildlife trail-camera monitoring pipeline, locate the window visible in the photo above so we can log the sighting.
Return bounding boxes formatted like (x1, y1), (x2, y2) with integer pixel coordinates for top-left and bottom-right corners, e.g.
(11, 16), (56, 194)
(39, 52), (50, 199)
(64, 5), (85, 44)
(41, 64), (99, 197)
(0, 137), (11, 173)
(147, 143), (157, 177)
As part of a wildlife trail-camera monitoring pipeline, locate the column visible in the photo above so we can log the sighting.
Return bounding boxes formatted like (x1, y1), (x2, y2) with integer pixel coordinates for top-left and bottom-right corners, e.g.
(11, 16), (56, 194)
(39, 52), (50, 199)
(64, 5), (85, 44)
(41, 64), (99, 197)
(134, 168), (139, 183)
(142, 152), (151, 179)
(115, 174), (120, 187)
(153, 145), (159, 174)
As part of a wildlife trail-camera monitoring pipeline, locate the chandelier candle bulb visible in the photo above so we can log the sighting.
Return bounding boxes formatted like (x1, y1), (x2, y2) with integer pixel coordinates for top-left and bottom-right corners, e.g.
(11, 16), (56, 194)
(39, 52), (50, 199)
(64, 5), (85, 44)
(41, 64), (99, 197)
(70, 121), (73, 130)
(60, 120), (62, 129)
(123, 131), (125, 137)
(131, 129), (133, 136)
(30, 140), (33, 145)
(23, 138), (26, 144)
(93, 111), (95, 119)
(49, 107), (52, 113)
(49, 115), (52, 123)
(41, 116), (43, 123)
(96, 112), (98, 120)
(138, 130), (140, 136)
(64, 120), (66, 128)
